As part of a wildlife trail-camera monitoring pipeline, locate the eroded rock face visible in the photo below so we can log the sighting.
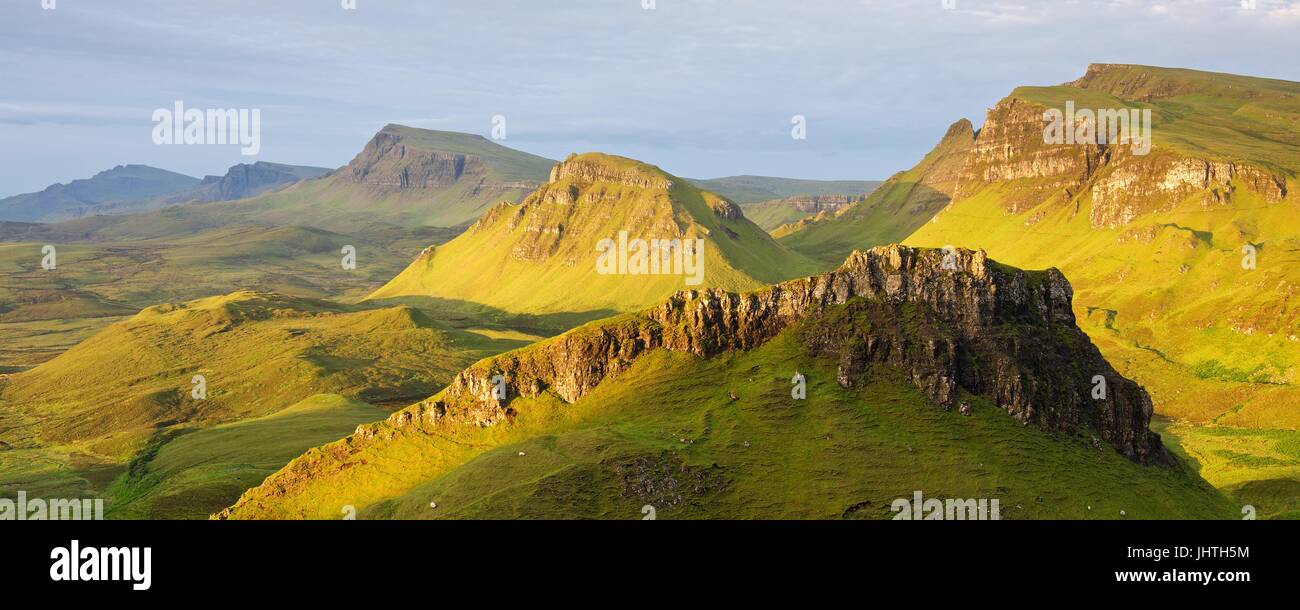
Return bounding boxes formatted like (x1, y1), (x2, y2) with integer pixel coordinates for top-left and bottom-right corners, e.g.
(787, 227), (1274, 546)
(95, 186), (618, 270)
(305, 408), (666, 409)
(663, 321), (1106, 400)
(187, 162), (322, 202)
(343, 130), (538, 194)
(378, 245), (1170, 465)
(548, 154), (675, 191)
(460, 155), (690, 264)
(954, 95), (1289, 228)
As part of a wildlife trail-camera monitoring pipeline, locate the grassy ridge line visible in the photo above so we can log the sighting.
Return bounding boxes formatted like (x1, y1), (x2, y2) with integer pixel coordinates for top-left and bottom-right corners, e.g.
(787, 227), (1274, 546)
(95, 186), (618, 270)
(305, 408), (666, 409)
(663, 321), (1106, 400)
(222, 334), (1234, 520)
(368, 152), (822, 314)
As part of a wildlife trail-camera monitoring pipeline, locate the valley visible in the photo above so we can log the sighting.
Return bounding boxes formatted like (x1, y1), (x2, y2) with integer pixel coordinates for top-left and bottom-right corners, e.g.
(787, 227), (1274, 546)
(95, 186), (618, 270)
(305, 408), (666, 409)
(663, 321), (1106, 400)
(2, 64), (1296, 520)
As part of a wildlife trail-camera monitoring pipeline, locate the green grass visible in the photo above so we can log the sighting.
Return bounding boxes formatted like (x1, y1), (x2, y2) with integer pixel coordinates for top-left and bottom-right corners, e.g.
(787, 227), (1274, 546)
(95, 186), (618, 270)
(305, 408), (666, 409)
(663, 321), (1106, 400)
(1154, 418), (1300, 519)
(777, 120), (972, 265)
(102, 394), (386, 519)
(225, 328), (1234, 520)
(0, 223), (459, 372)
(368, 152), (821, 314)
(0, 291), (528, 453)
(0, 291), (543, 519)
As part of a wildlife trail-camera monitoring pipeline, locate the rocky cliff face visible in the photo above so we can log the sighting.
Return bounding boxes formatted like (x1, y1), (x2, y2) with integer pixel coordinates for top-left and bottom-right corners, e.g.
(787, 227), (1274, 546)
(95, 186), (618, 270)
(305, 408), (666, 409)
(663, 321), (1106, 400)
(757, 194), (863, 215)
(179, 162), (329, 203)
(368, 245), (1169, 465)
(953, 75), (1291, 227)
(343, 130), (540, 195)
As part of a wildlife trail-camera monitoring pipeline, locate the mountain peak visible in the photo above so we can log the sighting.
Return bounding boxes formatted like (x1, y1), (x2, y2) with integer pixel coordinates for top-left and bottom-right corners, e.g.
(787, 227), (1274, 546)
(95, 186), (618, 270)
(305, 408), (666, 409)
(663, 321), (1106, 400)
(341, 125), (553, 193)
(547, 152), (675, 190)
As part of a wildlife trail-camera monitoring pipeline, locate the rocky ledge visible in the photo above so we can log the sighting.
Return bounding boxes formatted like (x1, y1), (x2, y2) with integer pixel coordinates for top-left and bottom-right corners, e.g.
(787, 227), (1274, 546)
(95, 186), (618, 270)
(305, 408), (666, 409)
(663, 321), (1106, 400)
(369, 244), (1171, 465)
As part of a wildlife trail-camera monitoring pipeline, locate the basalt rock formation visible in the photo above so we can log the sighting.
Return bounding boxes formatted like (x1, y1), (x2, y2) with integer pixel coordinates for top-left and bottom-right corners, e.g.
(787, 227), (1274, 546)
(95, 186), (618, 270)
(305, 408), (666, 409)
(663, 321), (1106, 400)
(344, 126), (542, 195)
(951, 65), (1292, 228)
(369, 244), (1169, 465)
(179, 162), (329, 203)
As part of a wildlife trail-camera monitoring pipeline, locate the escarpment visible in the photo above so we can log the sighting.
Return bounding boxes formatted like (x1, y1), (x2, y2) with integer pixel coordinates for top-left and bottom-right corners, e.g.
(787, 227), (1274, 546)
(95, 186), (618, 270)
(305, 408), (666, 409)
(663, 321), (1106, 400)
(343, 127), (541, 194)
(952, 70), (1293, 228)
(370, 244), (1170, 465)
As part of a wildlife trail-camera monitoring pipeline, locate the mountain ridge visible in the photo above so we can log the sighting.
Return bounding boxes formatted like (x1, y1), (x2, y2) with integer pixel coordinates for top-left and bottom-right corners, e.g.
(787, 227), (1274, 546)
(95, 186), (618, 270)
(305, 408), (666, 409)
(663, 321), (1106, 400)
(366, 151), (821, 314)
(219, 245), (1208, 520)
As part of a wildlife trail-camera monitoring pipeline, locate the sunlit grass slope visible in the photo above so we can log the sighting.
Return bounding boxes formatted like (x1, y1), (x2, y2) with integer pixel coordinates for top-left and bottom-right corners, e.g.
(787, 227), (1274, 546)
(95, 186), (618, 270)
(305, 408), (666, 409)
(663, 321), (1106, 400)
(223, 332), (1233, 520)
(368, 153), (821, 314)
(0, 290), (521, 459)
(103, 394), (386, 519)
(777, 120), (974, 264)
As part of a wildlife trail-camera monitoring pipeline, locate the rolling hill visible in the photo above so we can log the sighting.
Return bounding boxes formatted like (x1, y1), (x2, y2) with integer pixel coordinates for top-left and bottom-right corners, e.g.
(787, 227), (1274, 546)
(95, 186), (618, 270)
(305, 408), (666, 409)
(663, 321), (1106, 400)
(220, 246), (1233, 520)
(367, 152), (822, 315)
(0, 290), (535, 517)
(779, 64), (1300, 516)
(0, 126), (554, 370)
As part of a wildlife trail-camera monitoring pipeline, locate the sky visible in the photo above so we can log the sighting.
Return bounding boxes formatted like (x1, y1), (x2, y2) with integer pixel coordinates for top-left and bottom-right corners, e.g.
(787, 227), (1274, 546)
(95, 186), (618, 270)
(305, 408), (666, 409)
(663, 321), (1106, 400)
(2, 0), (1299, 196)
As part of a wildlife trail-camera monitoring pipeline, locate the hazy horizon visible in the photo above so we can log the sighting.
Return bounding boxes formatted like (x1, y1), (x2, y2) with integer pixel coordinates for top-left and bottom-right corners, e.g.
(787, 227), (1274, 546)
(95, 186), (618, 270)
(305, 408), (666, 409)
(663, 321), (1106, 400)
(3, 0), (1299, 196)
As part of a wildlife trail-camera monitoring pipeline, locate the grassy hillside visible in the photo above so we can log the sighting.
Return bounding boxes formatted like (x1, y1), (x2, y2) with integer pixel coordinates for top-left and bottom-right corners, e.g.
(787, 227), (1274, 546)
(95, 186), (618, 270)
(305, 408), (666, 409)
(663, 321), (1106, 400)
(777, 120), (974, 264)
(223, 246), (1233, 519)
(104, 394), (386, 519)
(223, 332), (1233, 520)
(368, 153), (821, 314)
(897, 65), (1300, 514)
(0, 224), (454, 369)
(0, 127), (556, 370)
(0, 290), (537, 517)
(0, 290), (522, 452)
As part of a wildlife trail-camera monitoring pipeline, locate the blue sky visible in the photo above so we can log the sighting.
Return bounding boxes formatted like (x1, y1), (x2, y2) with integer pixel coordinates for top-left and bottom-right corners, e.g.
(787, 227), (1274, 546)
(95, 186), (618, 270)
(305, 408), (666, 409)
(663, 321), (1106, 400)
(1, 0), (1298, 196)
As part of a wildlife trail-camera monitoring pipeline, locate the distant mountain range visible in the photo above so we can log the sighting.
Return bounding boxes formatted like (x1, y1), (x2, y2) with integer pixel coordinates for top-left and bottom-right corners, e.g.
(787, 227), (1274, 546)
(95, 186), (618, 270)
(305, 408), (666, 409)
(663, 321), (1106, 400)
(0, 162), (330, 223)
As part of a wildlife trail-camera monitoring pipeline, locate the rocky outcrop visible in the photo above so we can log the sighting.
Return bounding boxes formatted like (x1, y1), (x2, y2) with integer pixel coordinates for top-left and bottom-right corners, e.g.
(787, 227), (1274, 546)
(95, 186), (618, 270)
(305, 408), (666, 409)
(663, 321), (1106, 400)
(1089, 155), (1287, 228)
(758, 194), (862, 215)
(343, 129), (541, 195)
(548, 154), (676, 191)
(953, 97), (1106, 213)
(346, 130), (476, 189)
(952, 93), (1291, 227)
(367, 245), (1170, 465)
(177, 162), (329, 203)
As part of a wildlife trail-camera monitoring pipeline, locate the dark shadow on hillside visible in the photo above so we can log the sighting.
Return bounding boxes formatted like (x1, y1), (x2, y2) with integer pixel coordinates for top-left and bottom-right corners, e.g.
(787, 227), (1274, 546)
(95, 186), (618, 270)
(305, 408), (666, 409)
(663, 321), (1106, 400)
(362, 295), (619, 338)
